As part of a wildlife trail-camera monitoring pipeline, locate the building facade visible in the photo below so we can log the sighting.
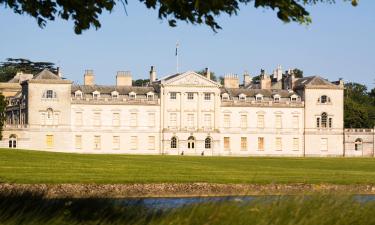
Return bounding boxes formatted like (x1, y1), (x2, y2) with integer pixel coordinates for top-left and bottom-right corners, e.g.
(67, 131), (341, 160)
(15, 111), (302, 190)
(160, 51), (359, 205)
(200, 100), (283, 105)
(2, 66), (374, 156)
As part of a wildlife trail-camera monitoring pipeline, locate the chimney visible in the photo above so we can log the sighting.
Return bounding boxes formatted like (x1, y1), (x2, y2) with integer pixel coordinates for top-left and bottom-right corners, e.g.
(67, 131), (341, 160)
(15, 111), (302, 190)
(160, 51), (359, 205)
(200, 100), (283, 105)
(260, 70), (271, 89)
(57, 67), (62, 78)
(273, 65), (283, 81)
(223, 74), (239, 89)
(204, 67), (211, 80)
(243, 71), (251, 87)
(149, 66), (157, 82)
(116, 71), (132, 86)
(84, 70), (95, 85)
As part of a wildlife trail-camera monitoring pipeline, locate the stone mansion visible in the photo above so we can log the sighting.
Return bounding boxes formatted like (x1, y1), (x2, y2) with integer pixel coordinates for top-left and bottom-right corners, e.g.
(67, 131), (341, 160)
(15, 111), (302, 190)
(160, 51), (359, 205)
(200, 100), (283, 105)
(1, 66), (374, 156)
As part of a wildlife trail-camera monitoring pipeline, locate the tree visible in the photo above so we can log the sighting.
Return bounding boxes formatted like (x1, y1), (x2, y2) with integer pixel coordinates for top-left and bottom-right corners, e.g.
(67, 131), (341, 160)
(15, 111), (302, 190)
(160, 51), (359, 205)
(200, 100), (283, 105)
(0, 58), (57, 82)
(292, 68), (303, 78)
(0, 94), (6, 140)
(196, 69), (217, 82)
(132, 79), (150, 86)
(0, 0), (358, 34)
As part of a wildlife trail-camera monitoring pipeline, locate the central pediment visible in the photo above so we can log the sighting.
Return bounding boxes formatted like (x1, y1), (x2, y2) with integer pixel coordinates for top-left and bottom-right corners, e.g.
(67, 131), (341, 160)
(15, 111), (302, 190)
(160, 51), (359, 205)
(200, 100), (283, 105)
(162, 71), (221, 87)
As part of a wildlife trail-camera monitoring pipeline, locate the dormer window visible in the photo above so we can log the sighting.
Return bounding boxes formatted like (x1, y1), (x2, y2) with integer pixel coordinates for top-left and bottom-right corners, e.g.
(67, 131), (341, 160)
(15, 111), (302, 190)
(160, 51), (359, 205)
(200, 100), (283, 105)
(239, 94), (246, 101)
(255, 94), (263, 102)
(222, 93), (229, 101)
(75, 90), (83, 99)
(147, 92), (154, 101)
(111, 91), (119, 99)
(273, 94), (281, 103)
(290, 94), (299, 102)
(43, 90), (57, 99)
(129, 92), (136, 100)
(92, 91), (100, 99)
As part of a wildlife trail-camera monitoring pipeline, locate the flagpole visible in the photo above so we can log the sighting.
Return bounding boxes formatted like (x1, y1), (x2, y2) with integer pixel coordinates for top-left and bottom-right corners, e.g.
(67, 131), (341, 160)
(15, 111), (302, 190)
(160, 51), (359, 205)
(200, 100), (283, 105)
(176, 41), (179, 73)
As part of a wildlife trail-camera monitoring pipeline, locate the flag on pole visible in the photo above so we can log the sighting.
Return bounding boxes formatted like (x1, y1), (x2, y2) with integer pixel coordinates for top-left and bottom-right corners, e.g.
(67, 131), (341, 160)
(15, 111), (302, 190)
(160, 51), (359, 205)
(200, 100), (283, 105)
(175, 42), (179, 56)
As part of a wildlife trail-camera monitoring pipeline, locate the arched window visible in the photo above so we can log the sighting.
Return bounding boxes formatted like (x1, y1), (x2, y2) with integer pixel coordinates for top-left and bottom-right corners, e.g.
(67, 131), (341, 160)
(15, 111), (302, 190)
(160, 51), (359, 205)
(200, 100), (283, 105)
(321, 112), (327, 128)
(188, 136), (195, 149)
(46, 108), (53, 125)
(354, 138), (363, 151)
(8, 134), (17, 148)
(171, 137), (177, 149)
(205, 137), (212, 149)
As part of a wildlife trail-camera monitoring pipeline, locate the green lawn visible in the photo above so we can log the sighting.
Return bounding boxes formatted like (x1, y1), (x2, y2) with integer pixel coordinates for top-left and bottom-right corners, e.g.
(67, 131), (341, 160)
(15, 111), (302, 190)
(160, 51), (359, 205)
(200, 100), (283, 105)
(0, 149), (375, 184)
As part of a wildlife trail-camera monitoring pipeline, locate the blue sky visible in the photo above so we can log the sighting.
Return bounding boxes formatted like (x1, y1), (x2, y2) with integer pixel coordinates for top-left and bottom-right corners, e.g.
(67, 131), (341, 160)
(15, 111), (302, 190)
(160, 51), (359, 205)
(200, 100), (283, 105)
(0, 1), (374, 88)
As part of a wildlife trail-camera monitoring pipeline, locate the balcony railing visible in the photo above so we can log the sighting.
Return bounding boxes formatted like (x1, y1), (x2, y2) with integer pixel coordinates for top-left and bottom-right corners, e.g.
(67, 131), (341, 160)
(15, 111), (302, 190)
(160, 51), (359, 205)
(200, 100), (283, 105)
(71, 97), (159, 105)
(221, 100), (304, 107)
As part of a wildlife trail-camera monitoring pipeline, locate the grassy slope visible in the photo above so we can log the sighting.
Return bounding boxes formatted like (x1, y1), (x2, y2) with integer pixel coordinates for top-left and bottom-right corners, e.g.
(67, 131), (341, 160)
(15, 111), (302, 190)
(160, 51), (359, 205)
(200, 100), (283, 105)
(0, 149), (375, 184)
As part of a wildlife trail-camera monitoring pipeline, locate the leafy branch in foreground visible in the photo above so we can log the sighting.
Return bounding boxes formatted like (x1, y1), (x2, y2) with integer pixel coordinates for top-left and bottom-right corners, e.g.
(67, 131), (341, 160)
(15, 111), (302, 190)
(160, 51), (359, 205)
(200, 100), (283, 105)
(0, 0), (358, 34)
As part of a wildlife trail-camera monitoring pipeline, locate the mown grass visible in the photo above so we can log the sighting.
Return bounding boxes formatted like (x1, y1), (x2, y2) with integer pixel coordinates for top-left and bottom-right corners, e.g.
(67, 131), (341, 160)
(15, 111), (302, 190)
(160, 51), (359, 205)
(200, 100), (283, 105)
(0, 192), (374, 225)
(0, 149), (375, 184)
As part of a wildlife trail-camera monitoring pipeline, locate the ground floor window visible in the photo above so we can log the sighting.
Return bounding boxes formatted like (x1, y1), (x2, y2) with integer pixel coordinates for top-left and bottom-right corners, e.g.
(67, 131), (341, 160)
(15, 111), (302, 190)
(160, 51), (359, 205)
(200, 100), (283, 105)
(130, 136), (138, 150)
(113, 136), (120, 150)
(293, 138), (299, 151)
(205, 137), (211, 149)
(321, 138), (328, 151)
(171, 137), (177, 149)
(188, 136), (195, 149)
(75, 135), (82, 149)
(354, 138), (363, 151)
(258, 137), (264, 151)
(224, 137), (230, 151)
(148, 136), (155, 150)
(94, 135), (101, 150)
(46, 135), (54, 148)
(8, 134), (17, 148)
(241, 137), (247, 151)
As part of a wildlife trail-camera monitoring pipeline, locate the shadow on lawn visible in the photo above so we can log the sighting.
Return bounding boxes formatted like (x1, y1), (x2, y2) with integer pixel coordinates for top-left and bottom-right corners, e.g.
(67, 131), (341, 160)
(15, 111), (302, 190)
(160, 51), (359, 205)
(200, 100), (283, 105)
(1, 191), (375, 225)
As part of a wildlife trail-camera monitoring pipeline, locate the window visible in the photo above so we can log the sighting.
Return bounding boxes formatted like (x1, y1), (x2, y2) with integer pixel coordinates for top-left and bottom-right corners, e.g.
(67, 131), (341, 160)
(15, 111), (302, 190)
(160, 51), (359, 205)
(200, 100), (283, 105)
(113, 136), (120, 149)
(93, 112), (101, 126)
(329, 118), (332, 128)
(148, 136), (155, 150)
(75, 91), (83, 99)
(94, 135), (101, 150)
(130, 113), (137, 127)
(170, 113), (177, 128)
(224, 137), (230, 151)
(291, 97), (297, 102)
(129, 92), (136, 100)
(93, 91), (100, 99)
(273, 95), (280, 102)
(148, 113), (155, 127)
(224, 114), (230, 128)
(293, 116), (299, 129)
(75, 135), (82, 149)
(9, 135), (17, 148)
(75, 112), (83, 126)
(258, 137), (264, 151)
(256, 95), (263, 102)
(46, 108), (53, 125)
(46, 135), (54, 148)
(257, 115), (265, 128)
(205, 137), (212, 149)
(321, 113), (328, 128)
(112, 113), (120, 127)
(187, 136), (195, 149)
(44, 90), (56, 99)
(316, 117), (320, 128)
(204, 114), (212, 128)
(171, 137), (177, 149)
(40, 112), (46, 125)
(147, 94), (154, 101)
(187, 114), (194, 128)
(130, 136), (137, 150)
(187, 92), (194, 100)
(222, 94), (229, 101)
(321, 138), (328, 151)
(241, 137), (247, 151)
(275, 137), (282, 151)
(240, 115), (247, 129)
(293, 138), (299, 151)
(111, 91), (119, 99)
(275, 115), (282, 129)
(239, 94), (246, 101)
(170, 92), (177, 100)
(204, 93), (211, 101)
(320, 95), (328, 103)
(54, 113), (59, 125)
(354, 138), (363, 151)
